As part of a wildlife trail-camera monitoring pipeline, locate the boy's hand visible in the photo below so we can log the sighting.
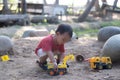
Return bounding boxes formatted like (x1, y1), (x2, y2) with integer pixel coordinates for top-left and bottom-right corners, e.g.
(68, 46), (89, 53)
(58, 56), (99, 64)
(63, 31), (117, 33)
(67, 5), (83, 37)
(53, 62), (58, 69)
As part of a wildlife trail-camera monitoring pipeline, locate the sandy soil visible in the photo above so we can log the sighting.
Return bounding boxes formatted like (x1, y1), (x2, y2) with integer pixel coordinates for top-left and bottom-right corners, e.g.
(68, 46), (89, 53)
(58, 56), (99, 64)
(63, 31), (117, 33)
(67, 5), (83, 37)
(0, 35), (120, 80)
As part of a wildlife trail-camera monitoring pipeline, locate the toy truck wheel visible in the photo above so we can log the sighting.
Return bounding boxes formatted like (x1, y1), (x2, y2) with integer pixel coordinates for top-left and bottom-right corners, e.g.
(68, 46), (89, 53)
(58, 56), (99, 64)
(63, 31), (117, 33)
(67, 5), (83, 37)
(48, 70), (55, 76)
(49, 71), (55, 76)
(107, 64), (112, 69)
(76, 55), (84, 62)
(59, 71), (64, 75)
(58, 69), (66, 75)
(96, 63), (103, 70)
(64, 68), (67, 73)
(98, 65), (103, 70)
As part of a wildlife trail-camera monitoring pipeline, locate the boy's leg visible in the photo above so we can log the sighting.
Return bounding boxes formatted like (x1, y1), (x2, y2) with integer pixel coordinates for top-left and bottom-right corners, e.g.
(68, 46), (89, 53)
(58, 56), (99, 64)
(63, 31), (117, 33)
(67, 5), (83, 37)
(39, 55), (48, 64)
(37, 49), (48, 70)
(37, 49), (47, 62)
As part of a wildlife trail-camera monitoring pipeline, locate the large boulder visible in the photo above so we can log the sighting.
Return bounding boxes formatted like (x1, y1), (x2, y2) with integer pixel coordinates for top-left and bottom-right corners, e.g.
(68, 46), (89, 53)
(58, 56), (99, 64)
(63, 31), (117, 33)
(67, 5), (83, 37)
(97, 26), (120, 42)
(101, 34), (120, 62)
(0, 36), (14, 55)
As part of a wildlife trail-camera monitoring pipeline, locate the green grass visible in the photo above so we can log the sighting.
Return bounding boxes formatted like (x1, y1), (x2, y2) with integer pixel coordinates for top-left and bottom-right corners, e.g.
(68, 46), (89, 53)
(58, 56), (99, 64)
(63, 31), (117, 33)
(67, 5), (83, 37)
(0, 19), (120, 39)
(74, 20), (120, 38)
(74, 28), (98, 37)
(100, 20), (120, 28)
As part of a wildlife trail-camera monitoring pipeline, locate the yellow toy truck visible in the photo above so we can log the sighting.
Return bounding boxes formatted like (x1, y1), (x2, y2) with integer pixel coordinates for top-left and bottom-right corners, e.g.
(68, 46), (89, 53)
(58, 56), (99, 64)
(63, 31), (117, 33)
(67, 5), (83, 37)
(89, 57), (112, 70)
(75, 55), (112, 70)
(47, 54), (75, 76)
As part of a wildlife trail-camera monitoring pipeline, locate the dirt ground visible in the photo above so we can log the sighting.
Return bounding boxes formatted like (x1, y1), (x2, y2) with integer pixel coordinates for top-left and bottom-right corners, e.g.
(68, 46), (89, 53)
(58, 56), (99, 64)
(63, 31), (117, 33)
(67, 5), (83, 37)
(0, 35), (120, 80)
(0, 20), (120, 80)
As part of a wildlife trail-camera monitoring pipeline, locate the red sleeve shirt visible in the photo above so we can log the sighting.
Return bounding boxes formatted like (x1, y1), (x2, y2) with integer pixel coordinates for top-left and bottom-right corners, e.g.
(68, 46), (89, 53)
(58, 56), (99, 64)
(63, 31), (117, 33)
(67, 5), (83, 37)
(35, 35), (64, 55)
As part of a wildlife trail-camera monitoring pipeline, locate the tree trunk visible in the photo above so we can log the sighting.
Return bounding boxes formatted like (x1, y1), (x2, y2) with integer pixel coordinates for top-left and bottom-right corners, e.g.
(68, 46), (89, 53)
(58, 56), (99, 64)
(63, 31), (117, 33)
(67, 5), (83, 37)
(44, 0), (56, 5)
(92, 0), (101, 17)
(21, 0), (27, 14)
(30, 15), (59, 24)
(0, 15), (30, 26)
(43, 0), (47, 5)
(85, 0), (90, 8)
(113, 0), (118, 10)
(100, 0), (108, 17)
(78, 0), (96, 22)
(94, 0), (100, 11)
(101, 0), (107, 10)
(2, 0), (11, 14)
(54, 0), (59, 5)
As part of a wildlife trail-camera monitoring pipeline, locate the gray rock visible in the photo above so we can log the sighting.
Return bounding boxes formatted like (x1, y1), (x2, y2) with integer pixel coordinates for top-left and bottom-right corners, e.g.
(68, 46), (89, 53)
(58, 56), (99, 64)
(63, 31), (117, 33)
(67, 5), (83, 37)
(97, 26), (120, 42)
(22, 29), (49, 38)
(101, 34), (120, 62)
(22, 30), (36, 38)
(0, 36), (13, 55)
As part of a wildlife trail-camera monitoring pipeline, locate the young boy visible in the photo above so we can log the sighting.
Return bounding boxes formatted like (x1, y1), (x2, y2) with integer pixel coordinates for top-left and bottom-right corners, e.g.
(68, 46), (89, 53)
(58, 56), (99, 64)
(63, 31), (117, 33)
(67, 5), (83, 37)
(35, 24), (73, 70)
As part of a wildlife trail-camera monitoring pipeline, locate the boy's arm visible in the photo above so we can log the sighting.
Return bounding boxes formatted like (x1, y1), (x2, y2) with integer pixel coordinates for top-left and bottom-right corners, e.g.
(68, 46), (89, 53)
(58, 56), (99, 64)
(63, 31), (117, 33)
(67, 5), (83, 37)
(59, 53), (65, 63)
(46, 51), (57, 69)
(46, 51), (56, 63)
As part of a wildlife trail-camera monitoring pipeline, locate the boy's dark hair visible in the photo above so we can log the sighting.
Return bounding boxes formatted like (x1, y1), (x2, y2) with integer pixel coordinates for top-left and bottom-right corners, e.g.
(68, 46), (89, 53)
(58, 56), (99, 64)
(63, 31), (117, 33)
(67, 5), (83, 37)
(55, 24), (73, 38)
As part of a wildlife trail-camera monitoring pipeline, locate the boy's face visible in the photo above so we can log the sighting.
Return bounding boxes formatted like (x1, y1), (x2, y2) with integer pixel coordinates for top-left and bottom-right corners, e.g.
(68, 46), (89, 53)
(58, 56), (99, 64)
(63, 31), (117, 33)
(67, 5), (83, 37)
(56, 32), (71, 45)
